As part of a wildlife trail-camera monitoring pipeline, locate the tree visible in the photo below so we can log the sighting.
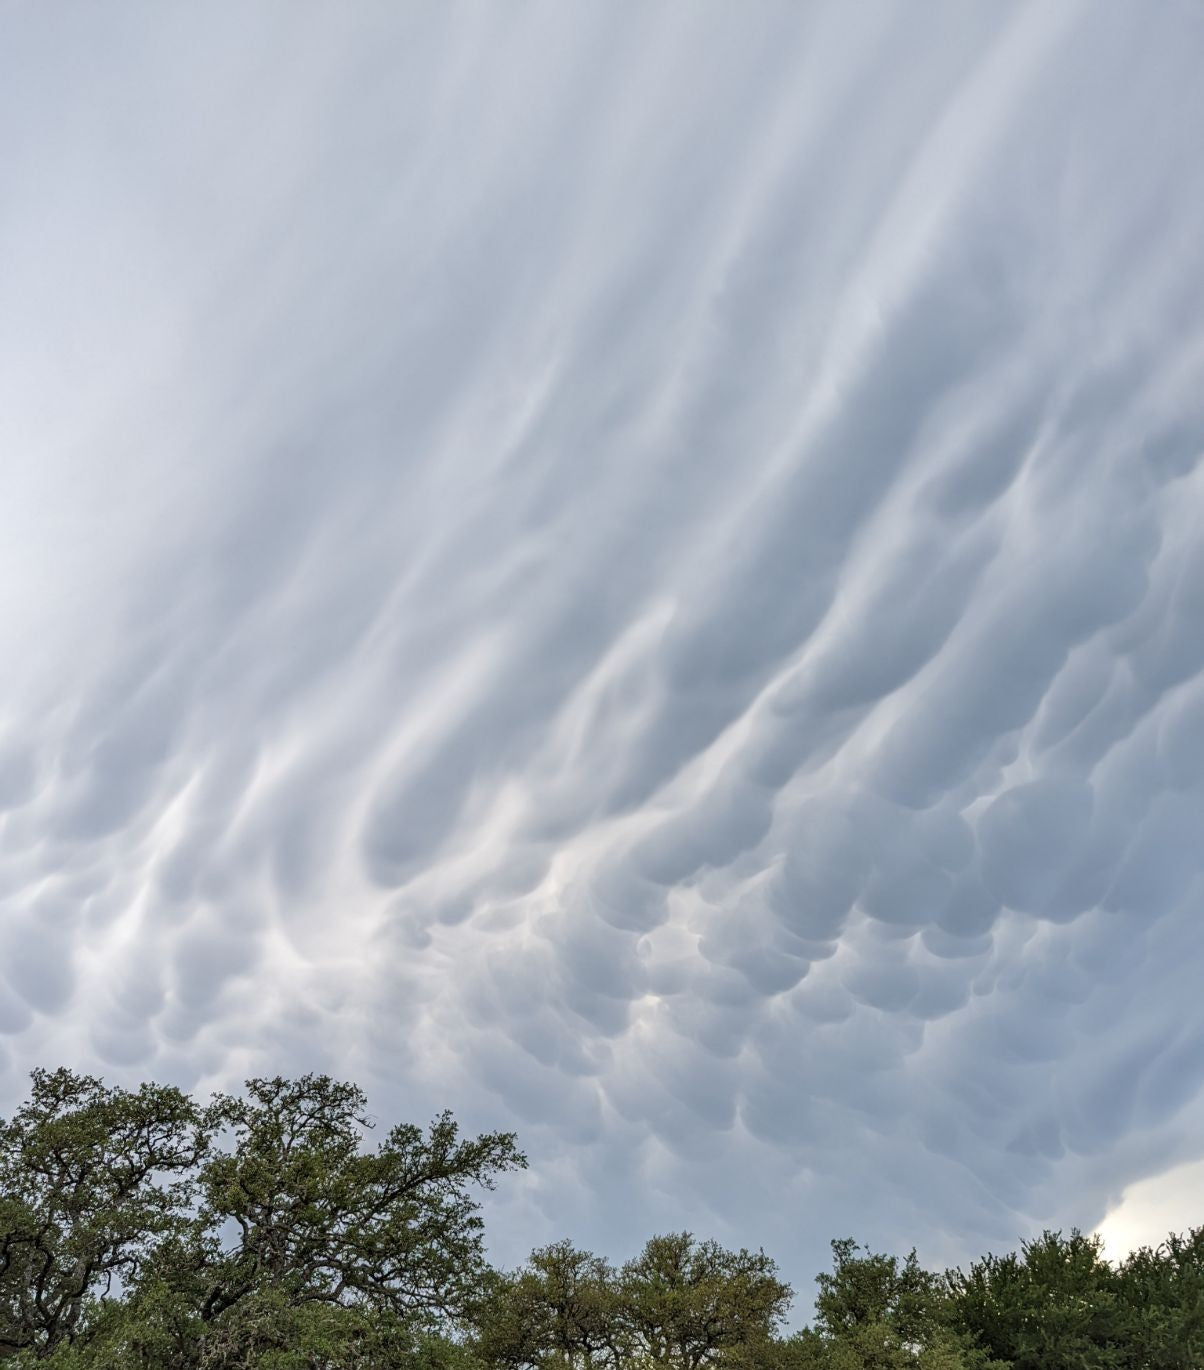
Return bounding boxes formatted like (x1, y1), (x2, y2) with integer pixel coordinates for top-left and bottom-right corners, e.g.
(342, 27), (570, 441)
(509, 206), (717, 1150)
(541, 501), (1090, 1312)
(472, 1234), (791, 1370)
(947, 1229), (1121, 1370)
(195, 1075), (523, 1325)
(801, 1239), (999, 1370)
(472, 1240), (624, 1370)
(0, 1067), (208, 1362)
(0, 1070), (523, 1368)
(618, 1233), (793, 1369)
(814, 1240), (946, 1348)
(12, 1064), (1204, 1370)
(1114, 1225), (1204, 1369)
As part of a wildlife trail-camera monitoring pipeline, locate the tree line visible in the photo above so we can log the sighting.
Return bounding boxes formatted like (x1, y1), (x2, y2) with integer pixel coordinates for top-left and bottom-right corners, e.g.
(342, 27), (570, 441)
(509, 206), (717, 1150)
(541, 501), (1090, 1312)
(0, 1069), (1199, 1367)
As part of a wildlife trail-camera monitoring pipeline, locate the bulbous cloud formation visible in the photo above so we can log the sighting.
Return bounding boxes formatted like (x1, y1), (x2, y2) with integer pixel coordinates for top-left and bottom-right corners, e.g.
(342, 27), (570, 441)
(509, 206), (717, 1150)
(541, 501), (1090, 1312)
(2, 0), (1204, 1283)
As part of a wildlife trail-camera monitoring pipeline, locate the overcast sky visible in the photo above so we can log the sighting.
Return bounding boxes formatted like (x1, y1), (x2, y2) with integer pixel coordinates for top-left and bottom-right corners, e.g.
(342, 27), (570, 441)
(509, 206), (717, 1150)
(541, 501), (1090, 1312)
(3, 0), (1204, 1297)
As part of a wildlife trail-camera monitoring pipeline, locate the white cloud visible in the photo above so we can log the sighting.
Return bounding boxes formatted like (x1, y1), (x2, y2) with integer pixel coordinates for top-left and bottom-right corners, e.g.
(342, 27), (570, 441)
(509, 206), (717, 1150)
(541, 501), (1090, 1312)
(1096, 1157), (1204, 1262)
(2, 0), (1204, 1289)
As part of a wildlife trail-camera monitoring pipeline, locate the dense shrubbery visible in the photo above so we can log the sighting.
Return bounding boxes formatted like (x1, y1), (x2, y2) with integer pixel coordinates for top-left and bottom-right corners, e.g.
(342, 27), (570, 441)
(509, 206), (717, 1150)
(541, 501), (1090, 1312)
(0, 1069), (1200, 1367)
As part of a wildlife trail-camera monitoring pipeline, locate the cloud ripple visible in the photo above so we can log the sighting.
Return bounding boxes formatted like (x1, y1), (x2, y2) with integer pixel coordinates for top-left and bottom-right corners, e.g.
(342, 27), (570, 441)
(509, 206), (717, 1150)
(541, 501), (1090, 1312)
(3, 0), (1204, 1282)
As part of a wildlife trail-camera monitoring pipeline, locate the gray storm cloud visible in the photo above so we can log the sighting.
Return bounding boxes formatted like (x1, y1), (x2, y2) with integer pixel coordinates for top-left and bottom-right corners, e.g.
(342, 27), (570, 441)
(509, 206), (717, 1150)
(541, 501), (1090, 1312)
(3, 0), (1204, 1285)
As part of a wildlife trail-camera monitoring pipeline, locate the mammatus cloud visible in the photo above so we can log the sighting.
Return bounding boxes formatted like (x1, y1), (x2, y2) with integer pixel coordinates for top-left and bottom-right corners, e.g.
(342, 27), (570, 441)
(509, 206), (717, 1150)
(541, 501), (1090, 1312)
(3, 0), (1204, 1289)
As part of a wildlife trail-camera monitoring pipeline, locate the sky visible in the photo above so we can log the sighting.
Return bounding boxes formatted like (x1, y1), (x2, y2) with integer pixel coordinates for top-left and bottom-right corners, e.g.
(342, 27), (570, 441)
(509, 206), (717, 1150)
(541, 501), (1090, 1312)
(3, 0), (1204, 1300)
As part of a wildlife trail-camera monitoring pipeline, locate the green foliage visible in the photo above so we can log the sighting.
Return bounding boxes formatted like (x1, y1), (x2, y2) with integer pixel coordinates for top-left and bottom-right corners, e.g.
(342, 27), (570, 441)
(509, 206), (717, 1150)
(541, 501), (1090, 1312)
(472, 1240), (623, 1369)
(473, 1233), (791, 1370)
(4, 1067), (1204, 1370)
(1113, 1226), (1204, 1368)
(0, 1069), (522, 1367)
(618, 1233), (793, 1368)
(799, 1240), (1000, 1370)
(193, 1075), (524, 1329)
(814, 1240), (946, 1348)
(0, 1067), (209, 1361)
(947, 1229), (1123, 1370)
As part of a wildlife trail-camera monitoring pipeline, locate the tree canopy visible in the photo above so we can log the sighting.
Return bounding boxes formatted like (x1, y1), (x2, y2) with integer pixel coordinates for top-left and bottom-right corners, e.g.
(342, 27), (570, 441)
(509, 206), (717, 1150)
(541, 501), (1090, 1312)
(0, 1068), (523, 1367)
(1, 1068), (1201, 1368)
